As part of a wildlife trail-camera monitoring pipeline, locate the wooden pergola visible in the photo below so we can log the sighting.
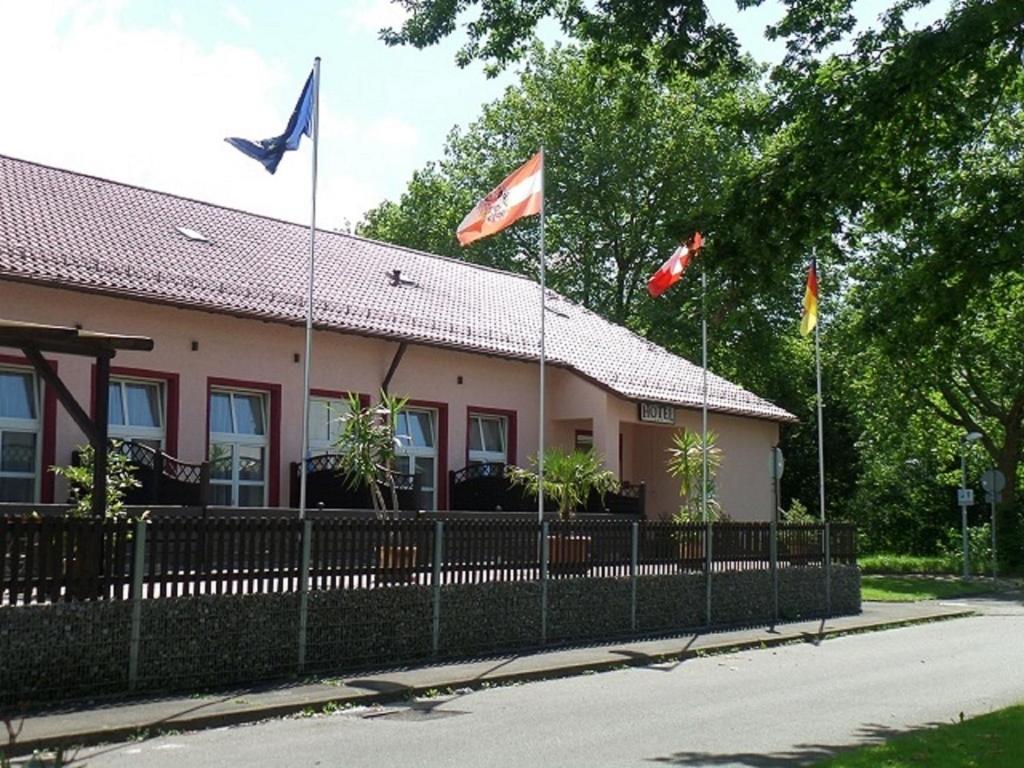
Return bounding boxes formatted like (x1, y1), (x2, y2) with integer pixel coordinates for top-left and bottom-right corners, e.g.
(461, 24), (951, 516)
(0, 319), (154, 516)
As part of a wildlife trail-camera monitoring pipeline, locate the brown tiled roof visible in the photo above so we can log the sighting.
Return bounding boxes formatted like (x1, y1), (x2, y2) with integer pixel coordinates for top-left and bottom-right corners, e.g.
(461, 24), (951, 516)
(0, 154), (795, 422)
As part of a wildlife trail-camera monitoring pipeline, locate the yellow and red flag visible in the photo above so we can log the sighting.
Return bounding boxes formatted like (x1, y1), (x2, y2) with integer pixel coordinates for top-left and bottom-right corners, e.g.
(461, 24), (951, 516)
(800, 258), (819, 336)
(457, 152), (543, 246)
(647, 232), (704, 298)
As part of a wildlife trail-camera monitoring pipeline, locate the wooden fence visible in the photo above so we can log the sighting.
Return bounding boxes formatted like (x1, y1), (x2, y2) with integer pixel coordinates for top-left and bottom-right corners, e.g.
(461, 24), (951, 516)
(1, 516), (856, 606)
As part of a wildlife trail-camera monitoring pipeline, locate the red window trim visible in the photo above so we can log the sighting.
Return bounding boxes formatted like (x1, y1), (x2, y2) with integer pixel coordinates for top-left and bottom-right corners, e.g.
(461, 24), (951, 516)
(0, 354), (57, 503)
(403, 398), (449, 511)
(90, 366), (180, 456)
(465, 406), (518, 467)
(206, 377), (282, 507)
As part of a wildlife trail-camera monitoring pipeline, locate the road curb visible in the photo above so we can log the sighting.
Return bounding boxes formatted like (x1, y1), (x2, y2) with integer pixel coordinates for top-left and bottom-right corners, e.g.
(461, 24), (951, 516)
(3, 609), (975, 757)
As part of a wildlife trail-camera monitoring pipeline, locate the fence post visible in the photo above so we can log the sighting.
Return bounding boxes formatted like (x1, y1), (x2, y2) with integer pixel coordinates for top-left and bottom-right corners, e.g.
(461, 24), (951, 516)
(626, 524), (634, 638)
(297, 519), (312, 674)
(432, 520), (444, 655)
(770, 521), (778, 627)
(704, 522), (713, 629)
(128, 519), (147, 691)
(541, 520), (549, 645)
(824, 522), (832, 618)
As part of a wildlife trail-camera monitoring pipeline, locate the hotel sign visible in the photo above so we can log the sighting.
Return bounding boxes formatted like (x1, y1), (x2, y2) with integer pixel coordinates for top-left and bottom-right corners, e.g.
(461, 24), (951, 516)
(638, 402), (675, 425)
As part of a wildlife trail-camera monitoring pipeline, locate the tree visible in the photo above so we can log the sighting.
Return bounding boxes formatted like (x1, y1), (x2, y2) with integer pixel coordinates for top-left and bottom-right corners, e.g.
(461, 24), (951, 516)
(360, 44), (764, 326)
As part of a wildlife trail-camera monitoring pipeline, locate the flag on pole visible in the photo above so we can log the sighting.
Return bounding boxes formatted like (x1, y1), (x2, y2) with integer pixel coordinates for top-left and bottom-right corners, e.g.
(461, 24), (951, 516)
(800, 257), (819, 336)
(646, 232), (704, 297)
(457, 152), (543, 246)
(225, 71), (314, 174)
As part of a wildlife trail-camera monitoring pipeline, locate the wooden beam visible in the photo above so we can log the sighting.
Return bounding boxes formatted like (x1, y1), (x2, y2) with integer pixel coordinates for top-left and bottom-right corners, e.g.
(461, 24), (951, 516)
(21, 345), (98, 444)
(92, 355), (111, 518)
(382, 342), (408, 395)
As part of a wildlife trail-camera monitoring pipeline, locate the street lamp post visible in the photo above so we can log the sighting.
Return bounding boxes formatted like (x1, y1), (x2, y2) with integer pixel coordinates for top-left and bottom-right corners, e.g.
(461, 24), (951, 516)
(960, 431), (983, 579)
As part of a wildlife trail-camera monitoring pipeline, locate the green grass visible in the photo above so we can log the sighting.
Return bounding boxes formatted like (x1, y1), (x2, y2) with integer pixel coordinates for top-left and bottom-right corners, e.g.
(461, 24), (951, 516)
(816, 704), (1024, 767)
(861, 575), (997, 602)
(859, 553), (959, 575)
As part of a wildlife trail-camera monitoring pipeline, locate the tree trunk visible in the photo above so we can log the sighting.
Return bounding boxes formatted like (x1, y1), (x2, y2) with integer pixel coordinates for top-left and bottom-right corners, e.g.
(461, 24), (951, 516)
(995, 427), (1021, 565)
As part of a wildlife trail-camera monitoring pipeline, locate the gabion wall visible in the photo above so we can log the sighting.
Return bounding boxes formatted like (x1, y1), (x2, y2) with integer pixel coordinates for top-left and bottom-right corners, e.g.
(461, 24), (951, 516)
(0, 565), (860, 708)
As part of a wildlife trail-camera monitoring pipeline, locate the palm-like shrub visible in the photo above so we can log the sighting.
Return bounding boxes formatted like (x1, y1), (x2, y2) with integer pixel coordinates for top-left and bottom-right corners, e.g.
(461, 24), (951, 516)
(507, 448), (619, 520)
(666, 428), (726, 523)
(333, 391), (408, 515)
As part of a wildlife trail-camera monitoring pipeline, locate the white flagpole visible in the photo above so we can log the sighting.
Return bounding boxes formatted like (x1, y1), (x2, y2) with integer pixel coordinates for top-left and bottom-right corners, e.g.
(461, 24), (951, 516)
(538, 147), (547, 524)
(298, 57), (320, 520)
(814, 257), (825, 523)
(701, 258), (708, 524)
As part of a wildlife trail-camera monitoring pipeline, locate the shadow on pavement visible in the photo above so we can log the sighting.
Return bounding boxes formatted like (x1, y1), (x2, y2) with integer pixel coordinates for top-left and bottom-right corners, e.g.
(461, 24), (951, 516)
(646, 721), (943, 766)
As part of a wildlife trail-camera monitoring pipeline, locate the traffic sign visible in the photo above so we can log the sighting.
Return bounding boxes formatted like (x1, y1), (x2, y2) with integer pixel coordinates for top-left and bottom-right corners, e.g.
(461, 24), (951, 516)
(981, 469), (1006, 494)
(985, 491), (1002, 504)
(957, 488), (974, 506)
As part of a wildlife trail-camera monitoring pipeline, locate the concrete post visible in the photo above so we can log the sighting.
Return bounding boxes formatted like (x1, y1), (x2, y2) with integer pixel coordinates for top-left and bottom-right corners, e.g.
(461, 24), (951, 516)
(705, 522), (713, 628)
(630, 522), (639, 633)
(297, 519), (312, 673)
(541, 521), (549, 644)
(770, 521), (778, 627)
(824, 522), (832, 617)
(432, 520), (444, 655)
(128, 519), (147, 690)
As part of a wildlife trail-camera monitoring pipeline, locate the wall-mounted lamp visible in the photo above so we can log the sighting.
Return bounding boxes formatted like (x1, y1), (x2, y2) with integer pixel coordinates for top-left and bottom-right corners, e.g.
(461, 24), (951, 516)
(190, 340), (199, 351)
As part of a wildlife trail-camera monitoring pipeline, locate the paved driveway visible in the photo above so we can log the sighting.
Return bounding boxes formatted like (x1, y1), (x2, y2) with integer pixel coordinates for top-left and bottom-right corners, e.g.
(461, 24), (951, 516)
(63, 594), (1024, 768)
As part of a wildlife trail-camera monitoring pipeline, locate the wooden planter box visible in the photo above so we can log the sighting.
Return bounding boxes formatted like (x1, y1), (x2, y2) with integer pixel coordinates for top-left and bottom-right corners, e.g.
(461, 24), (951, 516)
(548, 534), (591, 576)
(377, 544), (418, 585)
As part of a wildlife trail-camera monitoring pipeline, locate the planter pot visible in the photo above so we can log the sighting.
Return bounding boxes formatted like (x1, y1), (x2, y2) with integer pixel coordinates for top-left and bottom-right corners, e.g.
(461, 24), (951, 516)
(377, 544), (418, 585)
(548, 534), (591, 577)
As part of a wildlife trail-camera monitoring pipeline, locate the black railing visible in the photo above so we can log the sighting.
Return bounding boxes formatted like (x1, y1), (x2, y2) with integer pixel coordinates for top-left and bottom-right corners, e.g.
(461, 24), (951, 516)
(448, 463), (645, 516)
(288, 454), (421, 510)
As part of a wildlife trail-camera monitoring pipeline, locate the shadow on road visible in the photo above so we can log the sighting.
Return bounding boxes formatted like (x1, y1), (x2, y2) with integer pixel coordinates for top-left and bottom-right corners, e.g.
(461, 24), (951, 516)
(646, 721), (944, 766)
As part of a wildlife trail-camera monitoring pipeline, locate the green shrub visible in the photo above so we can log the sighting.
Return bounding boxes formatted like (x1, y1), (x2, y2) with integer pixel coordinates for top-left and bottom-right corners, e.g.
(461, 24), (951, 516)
(859, 553), (959, 575)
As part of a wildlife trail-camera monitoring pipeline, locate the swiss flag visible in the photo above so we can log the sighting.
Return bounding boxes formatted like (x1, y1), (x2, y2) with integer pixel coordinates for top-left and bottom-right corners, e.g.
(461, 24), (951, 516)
(647, 232), (704, 298)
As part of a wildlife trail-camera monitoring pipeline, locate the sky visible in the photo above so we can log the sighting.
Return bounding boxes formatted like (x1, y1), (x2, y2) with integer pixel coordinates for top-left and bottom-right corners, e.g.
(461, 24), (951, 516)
(0, 1), (948, 231)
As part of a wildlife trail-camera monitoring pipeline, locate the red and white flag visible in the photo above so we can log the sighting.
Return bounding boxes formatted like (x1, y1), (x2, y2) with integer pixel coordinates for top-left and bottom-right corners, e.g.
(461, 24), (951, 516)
(457, 152), (543, 246)
(647, 232), (704, 298)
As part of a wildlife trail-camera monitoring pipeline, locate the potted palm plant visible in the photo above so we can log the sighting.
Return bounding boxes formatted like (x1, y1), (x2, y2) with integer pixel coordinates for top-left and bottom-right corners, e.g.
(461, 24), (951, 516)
(666, 429), (726, 564)
(333, 391), (418, 581)
(507, 448), (619, 574)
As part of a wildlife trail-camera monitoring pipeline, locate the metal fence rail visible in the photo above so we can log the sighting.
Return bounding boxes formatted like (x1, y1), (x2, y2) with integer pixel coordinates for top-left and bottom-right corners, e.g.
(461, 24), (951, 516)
(1, 516), (857, 606)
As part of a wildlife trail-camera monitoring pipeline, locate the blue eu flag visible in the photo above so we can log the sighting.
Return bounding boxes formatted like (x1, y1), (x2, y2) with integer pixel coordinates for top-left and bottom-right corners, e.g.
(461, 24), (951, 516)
(225, 71), (314, 174)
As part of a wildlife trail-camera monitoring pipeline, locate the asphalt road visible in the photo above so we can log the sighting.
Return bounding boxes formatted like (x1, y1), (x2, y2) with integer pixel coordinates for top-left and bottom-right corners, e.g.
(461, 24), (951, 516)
(66, 594), (1024, 768)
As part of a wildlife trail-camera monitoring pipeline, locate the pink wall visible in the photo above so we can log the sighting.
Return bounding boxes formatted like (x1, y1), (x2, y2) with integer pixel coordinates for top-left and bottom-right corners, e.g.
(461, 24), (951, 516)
(1, 281), (779, 517)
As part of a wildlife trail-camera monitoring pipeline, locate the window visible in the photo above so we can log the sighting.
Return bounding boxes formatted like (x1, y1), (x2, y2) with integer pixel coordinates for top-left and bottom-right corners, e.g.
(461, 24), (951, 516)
(395, 407), (437, 510)
(0, 367), (40, 502)
(108, 379), (165, 450)
(308, 396), (351, 455)
(468, 414), (508, 465)
(209, 390), (268, 507)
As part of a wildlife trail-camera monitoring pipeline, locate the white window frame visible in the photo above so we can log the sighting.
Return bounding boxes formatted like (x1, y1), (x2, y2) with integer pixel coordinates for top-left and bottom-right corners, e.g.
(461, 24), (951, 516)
(395, 406), (438, 510)
(108, 377), (166, 449)
(468, 413), (508, 465)
(308, 395), (351, 455)
(209, 389), (268, 507)
(0, 365), (41, 503)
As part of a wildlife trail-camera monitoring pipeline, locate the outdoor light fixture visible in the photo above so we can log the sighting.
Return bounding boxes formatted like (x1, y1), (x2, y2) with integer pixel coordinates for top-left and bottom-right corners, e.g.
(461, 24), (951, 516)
(191, 340), (199, 351)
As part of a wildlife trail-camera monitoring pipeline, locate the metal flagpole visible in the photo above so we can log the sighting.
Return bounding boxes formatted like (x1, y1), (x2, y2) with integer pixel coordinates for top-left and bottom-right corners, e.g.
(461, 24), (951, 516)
(702, 252), (711, 626)
(538, 147), (547, 524)
(814, 257), (825, 524)
(701, 259), (708, 523)
(298, 57), (321, 521)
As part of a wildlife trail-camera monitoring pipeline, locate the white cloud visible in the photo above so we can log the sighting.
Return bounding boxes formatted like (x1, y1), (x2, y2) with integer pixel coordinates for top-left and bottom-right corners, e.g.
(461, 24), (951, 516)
(345, 0), (409, 32)
(0, 2), (396, 229)
(222, 4), (251, 30)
